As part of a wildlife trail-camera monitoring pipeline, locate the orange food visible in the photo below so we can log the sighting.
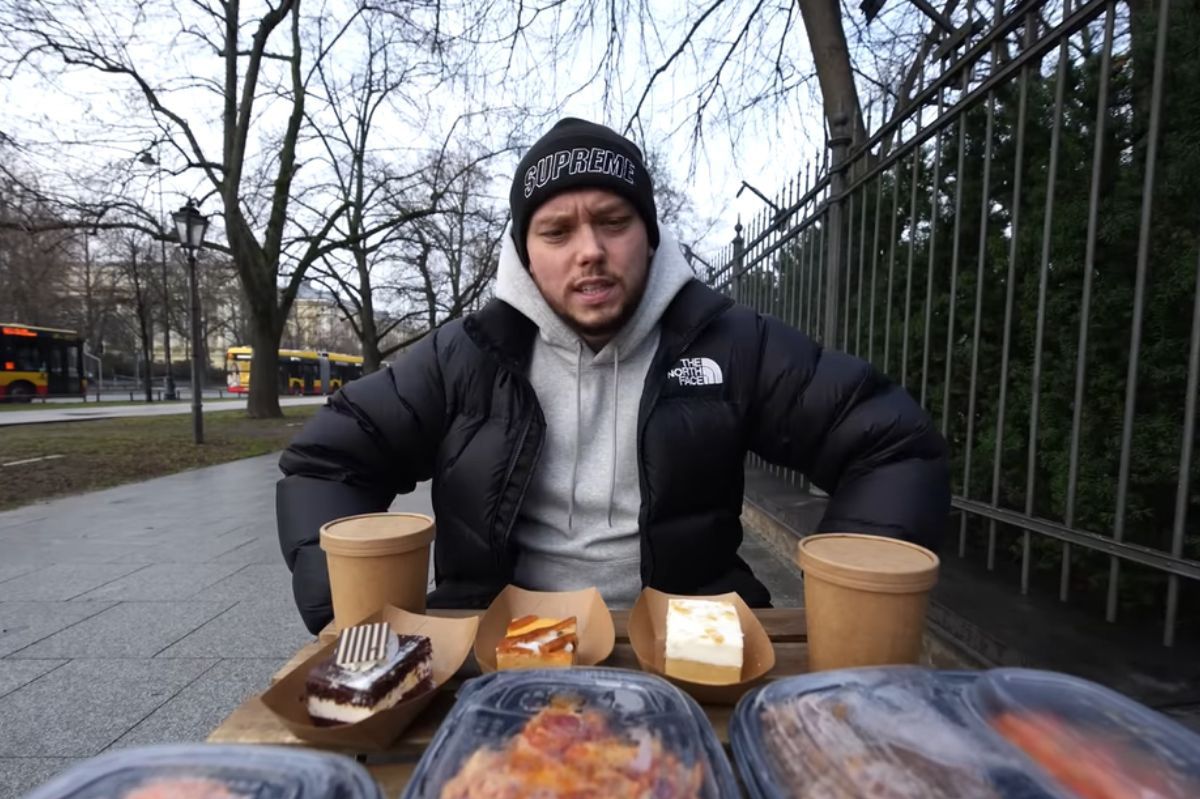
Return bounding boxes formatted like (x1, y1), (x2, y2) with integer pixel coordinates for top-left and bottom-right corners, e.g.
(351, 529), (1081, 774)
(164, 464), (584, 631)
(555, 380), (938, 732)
(438, 703), (704, 798)
(495, 616), (578, 670)
(124, 777), (244, 799)
(991, 711), (1200, 799)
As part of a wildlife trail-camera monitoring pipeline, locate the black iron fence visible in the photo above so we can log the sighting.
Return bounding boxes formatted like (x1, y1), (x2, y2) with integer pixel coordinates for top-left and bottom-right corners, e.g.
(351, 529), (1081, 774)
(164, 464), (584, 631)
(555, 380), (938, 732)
(707, 0), (1199, 646)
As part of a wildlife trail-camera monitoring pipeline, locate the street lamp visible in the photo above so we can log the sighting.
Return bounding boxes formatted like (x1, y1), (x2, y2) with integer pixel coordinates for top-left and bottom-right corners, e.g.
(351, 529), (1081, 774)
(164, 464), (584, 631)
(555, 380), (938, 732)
(172, 199), (209, 444)
(138, 145), (177, 400)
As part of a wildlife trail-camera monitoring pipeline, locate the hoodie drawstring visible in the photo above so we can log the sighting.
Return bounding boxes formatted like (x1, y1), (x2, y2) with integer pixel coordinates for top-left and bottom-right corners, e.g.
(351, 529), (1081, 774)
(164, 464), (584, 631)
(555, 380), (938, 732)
(567, 342), (583, 530)
(608, 346), (619, 527)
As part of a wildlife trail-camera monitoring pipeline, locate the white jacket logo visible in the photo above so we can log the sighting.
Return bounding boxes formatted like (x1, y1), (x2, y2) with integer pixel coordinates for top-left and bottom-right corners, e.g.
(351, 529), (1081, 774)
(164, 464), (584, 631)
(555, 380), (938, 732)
(667, 357), (723, 386)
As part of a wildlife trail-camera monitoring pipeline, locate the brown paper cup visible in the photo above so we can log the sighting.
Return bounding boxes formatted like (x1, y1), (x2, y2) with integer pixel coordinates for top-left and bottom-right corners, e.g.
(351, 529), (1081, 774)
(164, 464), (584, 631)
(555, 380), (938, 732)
(320, 513), (434, 631)
(261, 606), (478, 750)
(628, 588), (776, 705)
(797, 533), (939, 672)
(473, 585), (616, 673)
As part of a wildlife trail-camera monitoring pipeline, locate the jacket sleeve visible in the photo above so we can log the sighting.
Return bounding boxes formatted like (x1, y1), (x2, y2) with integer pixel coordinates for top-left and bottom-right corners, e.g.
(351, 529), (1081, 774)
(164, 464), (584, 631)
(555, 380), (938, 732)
(276, 330), (448, 633)
(746, 315), (951, 551)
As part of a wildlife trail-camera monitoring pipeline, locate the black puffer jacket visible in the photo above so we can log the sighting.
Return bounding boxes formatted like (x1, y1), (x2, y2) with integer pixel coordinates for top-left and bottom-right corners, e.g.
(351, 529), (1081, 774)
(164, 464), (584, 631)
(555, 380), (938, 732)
(277, 280), (950, 633)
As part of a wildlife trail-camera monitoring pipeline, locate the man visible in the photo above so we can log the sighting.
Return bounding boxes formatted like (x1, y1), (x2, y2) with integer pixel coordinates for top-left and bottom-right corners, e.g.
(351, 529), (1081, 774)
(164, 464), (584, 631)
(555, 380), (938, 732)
(277, 118), (950, 634)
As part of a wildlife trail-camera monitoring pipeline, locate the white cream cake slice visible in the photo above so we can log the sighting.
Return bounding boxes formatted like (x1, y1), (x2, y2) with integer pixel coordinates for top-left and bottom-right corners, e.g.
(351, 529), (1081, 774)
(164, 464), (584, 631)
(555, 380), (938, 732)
(663, 597), (744, 685)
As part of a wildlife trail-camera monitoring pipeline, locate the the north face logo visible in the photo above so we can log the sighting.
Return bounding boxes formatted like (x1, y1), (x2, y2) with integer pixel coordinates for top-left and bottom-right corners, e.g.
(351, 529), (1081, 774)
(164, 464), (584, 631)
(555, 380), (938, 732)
(667, 357), (723, 386)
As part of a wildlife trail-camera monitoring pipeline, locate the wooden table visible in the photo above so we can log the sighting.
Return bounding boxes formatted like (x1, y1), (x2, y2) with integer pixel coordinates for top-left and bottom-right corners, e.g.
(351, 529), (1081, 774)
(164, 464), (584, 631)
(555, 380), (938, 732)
(208, 608), (807, 797)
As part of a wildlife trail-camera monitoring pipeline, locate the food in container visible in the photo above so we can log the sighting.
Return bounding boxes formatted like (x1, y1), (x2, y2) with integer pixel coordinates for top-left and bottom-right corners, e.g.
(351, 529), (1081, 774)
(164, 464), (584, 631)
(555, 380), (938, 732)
(629, 588), (775, 705)
(21, 744), (382, 799)
(401, 667), (738, 799)
(305, 622), (434, 725)
(473, 586), (614, 673)
(730, 667), (1065, 799)
(440, 699), (703, 797)
(495, 615), (578, 669)
(663, 598), (744, 686)
(975, 668), (1200, 799)
(259, 606), (477, 750)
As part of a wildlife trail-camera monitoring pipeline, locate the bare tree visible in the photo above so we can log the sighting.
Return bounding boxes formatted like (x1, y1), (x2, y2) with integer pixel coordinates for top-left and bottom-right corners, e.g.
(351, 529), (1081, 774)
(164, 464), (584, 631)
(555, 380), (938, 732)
(310, 142), (507, 373)
(0, 161), (80, 326)
(0, 1), (399, 416)
(113, 232), (158, 401)
(298, 13), (517, 373)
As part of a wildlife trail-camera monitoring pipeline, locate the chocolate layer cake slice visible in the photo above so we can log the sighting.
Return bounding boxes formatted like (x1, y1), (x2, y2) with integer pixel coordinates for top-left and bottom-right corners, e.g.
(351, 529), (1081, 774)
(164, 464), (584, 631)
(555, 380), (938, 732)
(306, 623), (433, 725)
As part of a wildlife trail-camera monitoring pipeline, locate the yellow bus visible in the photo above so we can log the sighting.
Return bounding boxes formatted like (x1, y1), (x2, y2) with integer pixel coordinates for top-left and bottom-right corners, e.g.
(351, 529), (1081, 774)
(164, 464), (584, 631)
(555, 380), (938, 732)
(1, 323), (87, 402)
(225, 346), (364, 396)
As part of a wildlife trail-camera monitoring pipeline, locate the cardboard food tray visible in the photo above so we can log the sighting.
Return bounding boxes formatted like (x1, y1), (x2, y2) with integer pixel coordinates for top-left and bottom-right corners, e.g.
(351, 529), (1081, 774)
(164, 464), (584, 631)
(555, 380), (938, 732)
(628, 587), (776, 705)
(261, 606), (478, 749)
(473, 585), (616, 673)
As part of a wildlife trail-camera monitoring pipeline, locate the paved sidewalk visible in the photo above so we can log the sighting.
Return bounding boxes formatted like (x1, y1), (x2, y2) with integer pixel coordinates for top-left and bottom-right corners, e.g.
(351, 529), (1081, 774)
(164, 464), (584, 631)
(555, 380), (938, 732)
(0, 454), (802, 797)
(0, 454), (419, 797)
(0, 396), (326, 427)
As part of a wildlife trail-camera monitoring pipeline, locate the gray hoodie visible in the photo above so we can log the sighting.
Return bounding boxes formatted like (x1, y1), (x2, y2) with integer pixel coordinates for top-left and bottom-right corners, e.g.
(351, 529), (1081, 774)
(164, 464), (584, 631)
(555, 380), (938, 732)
(494, 224), (695, 607)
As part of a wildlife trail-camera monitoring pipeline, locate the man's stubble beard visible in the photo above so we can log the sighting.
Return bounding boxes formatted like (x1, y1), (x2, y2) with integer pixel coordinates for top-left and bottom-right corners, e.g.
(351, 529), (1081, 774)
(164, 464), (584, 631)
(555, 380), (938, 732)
(560, 269), (649, 346)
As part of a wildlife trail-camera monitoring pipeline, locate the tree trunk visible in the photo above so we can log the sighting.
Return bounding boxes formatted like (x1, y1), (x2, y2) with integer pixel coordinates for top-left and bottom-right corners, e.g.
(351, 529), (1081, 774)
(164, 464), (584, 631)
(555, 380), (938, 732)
(798, 0), (867, 145)
(361, 319), (382, 373)
(141, 330), (153, 402)
(248, 316), (283, 418)
(356, 248), (382, 373)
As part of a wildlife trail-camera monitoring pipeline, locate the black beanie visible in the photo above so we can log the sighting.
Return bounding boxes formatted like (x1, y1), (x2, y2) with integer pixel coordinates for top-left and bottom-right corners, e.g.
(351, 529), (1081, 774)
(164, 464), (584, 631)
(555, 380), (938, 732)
(509, 118), (659, 266)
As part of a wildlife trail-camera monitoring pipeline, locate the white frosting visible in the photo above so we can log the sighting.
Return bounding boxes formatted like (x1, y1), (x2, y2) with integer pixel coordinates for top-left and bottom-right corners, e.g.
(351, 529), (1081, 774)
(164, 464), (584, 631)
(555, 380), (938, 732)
(307, 660), (431, 723)
(664, 598), (743, 668)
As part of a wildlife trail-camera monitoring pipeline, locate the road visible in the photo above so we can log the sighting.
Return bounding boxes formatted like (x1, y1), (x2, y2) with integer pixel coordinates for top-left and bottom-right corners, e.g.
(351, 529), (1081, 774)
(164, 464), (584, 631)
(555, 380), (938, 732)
(0, 396), (326, 426)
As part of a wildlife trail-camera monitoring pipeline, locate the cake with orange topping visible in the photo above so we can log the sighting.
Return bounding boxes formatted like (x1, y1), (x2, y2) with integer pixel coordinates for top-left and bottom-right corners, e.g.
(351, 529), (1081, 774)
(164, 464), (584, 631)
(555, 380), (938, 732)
(663, 598), (743, 685)
(496, 615), (578, 670)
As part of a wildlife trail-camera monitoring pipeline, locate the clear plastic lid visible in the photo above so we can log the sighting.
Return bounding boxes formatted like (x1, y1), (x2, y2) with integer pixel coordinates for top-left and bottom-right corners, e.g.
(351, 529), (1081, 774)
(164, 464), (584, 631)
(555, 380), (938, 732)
(21, 744), (383, 799)
(972, 668), (1200, 799)
(730, 667), (1067, 799)
(400, 667), (739, 799)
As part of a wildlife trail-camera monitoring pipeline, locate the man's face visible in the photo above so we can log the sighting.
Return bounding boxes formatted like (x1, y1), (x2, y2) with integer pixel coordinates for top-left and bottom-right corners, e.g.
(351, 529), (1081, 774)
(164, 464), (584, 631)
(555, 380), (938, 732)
(526, 188), (651, 349)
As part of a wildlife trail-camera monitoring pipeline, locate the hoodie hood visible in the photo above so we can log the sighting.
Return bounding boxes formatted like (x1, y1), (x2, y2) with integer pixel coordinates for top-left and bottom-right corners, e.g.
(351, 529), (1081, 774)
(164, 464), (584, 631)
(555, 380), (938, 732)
(494, 222), (695, 364)
(496, 222), (695, 607)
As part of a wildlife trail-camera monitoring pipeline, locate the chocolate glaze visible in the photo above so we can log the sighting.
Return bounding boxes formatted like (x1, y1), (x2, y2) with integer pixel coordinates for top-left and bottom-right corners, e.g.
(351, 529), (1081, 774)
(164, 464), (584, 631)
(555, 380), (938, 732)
(306, 633), (432, 706)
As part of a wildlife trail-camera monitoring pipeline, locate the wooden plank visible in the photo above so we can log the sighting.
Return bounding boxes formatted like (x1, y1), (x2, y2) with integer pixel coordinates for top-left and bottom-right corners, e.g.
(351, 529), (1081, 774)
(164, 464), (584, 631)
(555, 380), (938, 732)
(206, 697), (307, 747)
(211, 606), (809, 796)
(368, 762), (418, 798)
(317, 607), (806, 645)
(211, 642), (808, 749)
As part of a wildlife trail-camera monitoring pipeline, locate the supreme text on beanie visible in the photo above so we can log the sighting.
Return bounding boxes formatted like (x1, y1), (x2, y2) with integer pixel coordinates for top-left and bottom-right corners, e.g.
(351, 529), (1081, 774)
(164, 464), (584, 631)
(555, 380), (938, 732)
(509, 117), (659, 265)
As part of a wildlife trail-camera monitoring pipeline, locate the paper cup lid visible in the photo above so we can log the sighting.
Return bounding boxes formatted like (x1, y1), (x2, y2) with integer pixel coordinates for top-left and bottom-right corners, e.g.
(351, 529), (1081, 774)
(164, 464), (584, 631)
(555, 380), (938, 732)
(320, 513), (434, 557)
(797, 533), (939, 593)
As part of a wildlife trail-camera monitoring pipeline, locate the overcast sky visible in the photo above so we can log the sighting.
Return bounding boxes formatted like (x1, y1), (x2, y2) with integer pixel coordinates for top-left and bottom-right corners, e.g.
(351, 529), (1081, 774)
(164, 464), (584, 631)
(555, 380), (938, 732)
(0, 1), (852, 257)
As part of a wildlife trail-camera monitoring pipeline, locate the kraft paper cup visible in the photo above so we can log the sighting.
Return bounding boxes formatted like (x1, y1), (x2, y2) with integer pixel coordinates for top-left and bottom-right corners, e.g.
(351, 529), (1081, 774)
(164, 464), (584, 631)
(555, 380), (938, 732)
(796, 533), (939, 672)
(320, 513), (434, 631)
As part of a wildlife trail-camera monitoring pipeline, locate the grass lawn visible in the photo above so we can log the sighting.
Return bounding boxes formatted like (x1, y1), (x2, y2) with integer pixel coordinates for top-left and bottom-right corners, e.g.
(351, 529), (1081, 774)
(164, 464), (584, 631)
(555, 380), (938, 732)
(0, 406), (318, 511)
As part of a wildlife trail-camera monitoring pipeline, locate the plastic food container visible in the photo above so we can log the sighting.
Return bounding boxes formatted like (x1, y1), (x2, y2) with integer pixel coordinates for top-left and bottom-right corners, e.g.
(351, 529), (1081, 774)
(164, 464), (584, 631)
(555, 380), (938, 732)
(21, 743), (383, 799)
(401, 667), (739, 798)
(973, 668), (1200, 799)
(730, 667), (1067, 799)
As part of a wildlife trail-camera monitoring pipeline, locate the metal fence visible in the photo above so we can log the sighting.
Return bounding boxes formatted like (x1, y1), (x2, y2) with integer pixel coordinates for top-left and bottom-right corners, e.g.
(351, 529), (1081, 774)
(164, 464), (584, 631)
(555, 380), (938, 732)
(706, 0), (1199, 646)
